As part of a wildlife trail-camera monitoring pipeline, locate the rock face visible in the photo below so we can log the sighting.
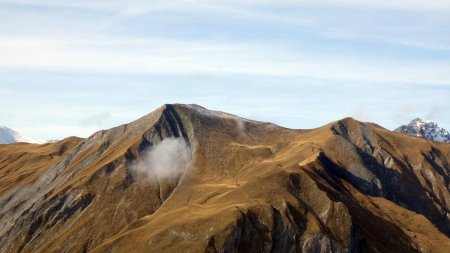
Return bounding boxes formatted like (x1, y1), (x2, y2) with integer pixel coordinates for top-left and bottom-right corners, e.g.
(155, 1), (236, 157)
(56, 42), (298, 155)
(0, 104), (449, 253)
(395, 118), (450, 143)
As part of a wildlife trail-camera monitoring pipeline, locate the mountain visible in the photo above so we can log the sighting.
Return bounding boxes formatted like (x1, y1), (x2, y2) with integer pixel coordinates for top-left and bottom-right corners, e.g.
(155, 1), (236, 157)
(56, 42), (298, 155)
(0, 126), (44, 144)
(0, 104), (449, 253)
(395, 118), (450, 143)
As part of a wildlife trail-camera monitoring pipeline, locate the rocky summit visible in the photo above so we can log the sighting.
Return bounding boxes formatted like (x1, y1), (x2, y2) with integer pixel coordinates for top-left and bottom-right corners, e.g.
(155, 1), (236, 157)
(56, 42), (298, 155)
(0, 104), (449, 253)
(396, 118), (450, 143)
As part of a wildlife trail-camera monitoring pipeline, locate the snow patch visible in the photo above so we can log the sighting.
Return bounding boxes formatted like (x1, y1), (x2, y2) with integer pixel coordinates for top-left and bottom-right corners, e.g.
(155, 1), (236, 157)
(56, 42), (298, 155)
(395, 118), (450, 143)
(0, 126), (45, 144)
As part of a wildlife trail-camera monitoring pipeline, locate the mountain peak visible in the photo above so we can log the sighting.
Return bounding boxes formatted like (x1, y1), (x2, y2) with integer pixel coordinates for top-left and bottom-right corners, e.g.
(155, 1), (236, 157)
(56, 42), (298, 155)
(0, 126), (44, 144)
(410, 117), (433, 125)
(395, 118), (450, 143)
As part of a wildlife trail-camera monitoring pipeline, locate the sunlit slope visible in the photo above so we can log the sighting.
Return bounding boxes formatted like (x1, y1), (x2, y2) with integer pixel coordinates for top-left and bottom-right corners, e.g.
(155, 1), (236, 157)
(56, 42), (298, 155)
(0, 104), (448, 253)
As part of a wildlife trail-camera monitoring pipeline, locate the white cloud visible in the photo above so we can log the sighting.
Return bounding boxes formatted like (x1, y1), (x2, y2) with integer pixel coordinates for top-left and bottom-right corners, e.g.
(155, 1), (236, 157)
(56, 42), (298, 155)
(1, 35), (449, 84)
(130, 137), (192, 181)
(1, 0), (449, 52)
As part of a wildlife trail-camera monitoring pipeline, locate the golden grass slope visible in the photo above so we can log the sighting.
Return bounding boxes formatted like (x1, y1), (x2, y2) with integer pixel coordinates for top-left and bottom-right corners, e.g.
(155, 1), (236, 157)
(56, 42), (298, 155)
(0, 137), (82, 195)
(0, 104), (449, 253)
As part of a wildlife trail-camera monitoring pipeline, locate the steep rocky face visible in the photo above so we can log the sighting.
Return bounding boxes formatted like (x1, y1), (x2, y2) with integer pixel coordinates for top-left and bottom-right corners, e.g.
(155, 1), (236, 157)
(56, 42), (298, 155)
(395, 118), (450, 143)
(0, 104), (449, 253)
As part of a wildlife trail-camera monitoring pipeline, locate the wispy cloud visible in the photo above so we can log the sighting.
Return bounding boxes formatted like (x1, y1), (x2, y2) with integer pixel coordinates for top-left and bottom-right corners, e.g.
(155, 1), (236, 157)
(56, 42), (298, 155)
(2, 0), (450, 12)
(1, 0), (449, 51)
(80, 112), (112, 127)
(0, 0), (449, 139)
(1, 35), (450, 84)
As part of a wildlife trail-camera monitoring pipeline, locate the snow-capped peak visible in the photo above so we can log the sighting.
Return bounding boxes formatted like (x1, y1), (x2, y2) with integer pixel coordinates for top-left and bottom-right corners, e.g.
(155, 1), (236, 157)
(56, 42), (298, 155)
(395, 118), (450, 143)
(0, 126), (45, 144)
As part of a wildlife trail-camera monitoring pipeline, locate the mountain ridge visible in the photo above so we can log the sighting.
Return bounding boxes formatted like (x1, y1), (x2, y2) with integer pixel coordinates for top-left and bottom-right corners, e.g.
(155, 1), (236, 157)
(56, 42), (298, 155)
(0, 104), (449, 253)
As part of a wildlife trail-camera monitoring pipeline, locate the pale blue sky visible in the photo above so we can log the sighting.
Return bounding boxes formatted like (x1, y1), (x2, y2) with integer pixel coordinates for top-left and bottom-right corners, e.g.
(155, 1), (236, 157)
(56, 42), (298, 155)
(1, 0), (449, 139)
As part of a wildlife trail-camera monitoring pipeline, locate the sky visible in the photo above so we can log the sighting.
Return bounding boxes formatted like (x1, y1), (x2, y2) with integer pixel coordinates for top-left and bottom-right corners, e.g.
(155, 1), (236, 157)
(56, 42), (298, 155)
(1, 0), (450, 140)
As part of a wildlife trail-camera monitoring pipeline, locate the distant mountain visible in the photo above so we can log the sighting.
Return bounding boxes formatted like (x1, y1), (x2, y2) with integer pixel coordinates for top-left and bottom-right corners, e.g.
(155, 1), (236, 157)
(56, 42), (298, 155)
(395, 118), (450, 143)
(0, 126), (44, 144)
